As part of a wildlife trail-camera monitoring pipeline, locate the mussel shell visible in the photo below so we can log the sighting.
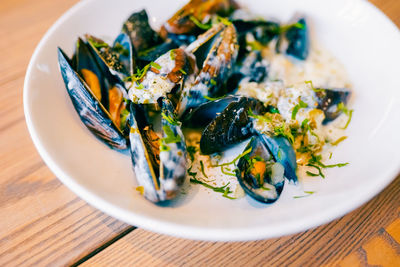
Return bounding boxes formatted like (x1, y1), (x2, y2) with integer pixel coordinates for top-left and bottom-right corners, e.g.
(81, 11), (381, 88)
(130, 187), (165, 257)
(182, 95), (240, 128)
(113, 33), (136, 76)
(122, 9), (162, 52)
(316, 88), (351, 124)
(236, 136), (285, 203)
(285, 17), (309, 60)
(128, 98), (186, 202)
(200, 97), (265, 154)
(58, 48), (127, 150)
(259, 134), (298, 183)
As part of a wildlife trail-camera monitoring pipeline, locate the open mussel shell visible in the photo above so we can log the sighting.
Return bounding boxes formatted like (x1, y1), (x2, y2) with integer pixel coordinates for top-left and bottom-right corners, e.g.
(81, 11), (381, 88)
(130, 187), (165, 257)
(86, 34), (135, 86)
(129, 98), (186, 203)
(276, 17), (309, 60)
(57, 48), (128, 150)
(259, 134), (298, 183)
(316, 88), (351, 124)
(236, 136), (285, 204)
(137, 39), (179, 65)
(161, 0), (238, 36)
(122, 9), (162, 53)
(178, 23), (239, 116)
(200, 97), (265, 154)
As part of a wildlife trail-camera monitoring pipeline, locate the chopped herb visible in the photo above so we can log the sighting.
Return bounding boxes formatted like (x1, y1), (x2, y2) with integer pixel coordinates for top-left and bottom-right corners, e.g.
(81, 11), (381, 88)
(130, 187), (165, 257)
(190, 178), (235, 199)
(161, 112), (180, 126)
(187, 146), (197, 161)
(296, 145), (312, 153)
(119, 108), (130, 129)
(135, 83), (144, 89)
(123, 64), (150, 83)
(306, 171), (320, 177)
(160, 143), (170, 152)
(267, 105), (280, 114)
(274, 122), (295, 144)
(277, 149), (283, 160)
(113, 43), (129, 56)
(305, 80), (325, 93)
(170, 49), (176, 60)
(161, 125), (181, 144)
(199, 160), (208, 178)
(338, 102), (353, 129)
(179, 68), (187, 75)
(293, 191), (315, 199)
(189, 15), (212, 30)
(291, 100), (308, 120)
(187, 166), (197, 177)
(88, 39), (108, 49)
(203, 95), (226, 101)
(247, 40), (263, 51)
(306, 163), (325, 178)
(150, 61), (161, 70)
(216, 15), (232, 26)
(331, 136), (347, 146)
(309, 154), (349, 169)
(277, 22), (305, 34)
(329, 152), (333, 159)
(221, 166), (236, 177)
(210, 79), (217, 86)
(210, 146), (252, 167)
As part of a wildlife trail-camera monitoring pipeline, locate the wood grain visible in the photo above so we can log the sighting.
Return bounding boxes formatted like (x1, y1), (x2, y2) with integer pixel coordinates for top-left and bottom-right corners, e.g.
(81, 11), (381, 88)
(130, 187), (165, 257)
(0, 0), (132, 266)
(0, 0), (399, 266)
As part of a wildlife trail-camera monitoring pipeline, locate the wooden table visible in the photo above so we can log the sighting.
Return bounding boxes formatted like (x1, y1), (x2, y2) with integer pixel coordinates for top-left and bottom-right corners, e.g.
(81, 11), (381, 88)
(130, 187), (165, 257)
(1, 0), (399, 266)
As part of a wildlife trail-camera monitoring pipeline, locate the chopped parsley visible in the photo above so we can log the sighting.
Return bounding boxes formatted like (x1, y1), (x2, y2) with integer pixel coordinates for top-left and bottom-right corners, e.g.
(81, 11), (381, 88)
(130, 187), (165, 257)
(331, 136), (347, 146)
(189, 15), (212, 30)
(179, 68), (187, 75)
(123, 64), (151, 83)
(135, 83), (144, 89)
(203, 95), (226, 101)
(161, 112), (180, 126)
(161, 125), (181, 144)
(210, 146), (252, 167)
(221, 166), (236, 177)
(274, 122), (295, 144)
(210, 79), (217, 86)
(277, 22), (305, 34)
(338, 102), (353, 129)
(170, 49), (176, 60)
(293, 191), (315, 199)
(305, 80), (325, 93)
(150, 61), (161, 70)
(189, 178), (236, 199)
(199, 160), (208, 178)
(187, 146), (197, 161)
(291, 100), (308, 120)
(306, 154), (349, 178)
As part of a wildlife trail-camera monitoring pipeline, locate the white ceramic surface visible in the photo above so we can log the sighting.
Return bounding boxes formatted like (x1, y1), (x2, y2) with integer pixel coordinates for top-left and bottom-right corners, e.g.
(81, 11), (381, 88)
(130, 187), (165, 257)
(24, 0), (400, 241)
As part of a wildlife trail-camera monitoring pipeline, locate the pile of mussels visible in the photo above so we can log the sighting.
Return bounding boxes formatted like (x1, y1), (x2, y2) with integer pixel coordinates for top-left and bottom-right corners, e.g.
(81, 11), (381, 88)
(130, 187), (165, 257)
(57, 0), (350, 204)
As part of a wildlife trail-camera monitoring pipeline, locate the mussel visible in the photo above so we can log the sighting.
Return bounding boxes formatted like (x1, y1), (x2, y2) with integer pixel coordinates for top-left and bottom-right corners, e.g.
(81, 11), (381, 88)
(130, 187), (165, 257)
(161, 0), (238, 36)
(57, 38), (129, 150)
(315, 88), (351, 124)
(276, 17), (309, 60)
(200, 97), (265, 154)
(236, 135), (285, 203)
(129, 98), (187, 202)
(177, 23), (239, 116)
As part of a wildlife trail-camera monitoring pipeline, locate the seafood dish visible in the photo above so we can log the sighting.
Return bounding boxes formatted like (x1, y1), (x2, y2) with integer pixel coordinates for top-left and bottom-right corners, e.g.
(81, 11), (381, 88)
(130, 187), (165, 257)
(57, 0), (353, 204)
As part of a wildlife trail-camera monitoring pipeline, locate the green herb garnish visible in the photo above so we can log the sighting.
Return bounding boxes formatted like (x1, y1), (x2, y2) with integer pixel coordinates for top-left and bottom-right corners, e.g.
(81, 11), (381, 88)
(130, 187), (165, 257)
(161, 125), (181, 144)
(221, 166), (236, 177)
(170, 49), (176, 60)
(187, 146), (197, 162)
(135, 83), (144, 89)
(150, 61), (161, 70)
(338, 102), (353, 129)
(291, 100), (308, 120)
(161, 112), (180, 126)
(179, 68), (187, 75)
(199, 160), (208, 178)
(210, 146), (252, 167)
(189, 15), (212, 30)
(331, 136), (347, 146)
(293, 191), (315, 199)
(305, 80), (325, 93)
(190, 178), (235, 199)
(203, 95), (226, 101)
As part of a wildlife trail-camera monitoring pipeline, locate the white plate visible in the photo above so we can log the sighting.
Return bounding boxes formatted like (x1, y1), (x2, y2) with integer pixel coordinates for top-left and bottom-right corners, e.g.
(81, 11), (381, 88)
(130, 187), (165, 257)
(24, 0), (400, 241)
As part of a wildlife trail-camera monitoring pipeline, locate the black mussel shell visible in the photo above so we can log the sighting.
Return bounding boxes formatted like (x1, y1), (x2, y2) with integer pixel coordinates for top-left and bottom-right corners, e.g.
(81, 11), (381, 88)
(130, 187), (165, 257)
(316, 88), (351, 124)
(58, 48), (127, 150)
(259, 134), (298, 183)
(182, 95), (240, 128)
(236, 136), (285, 203)
(200, 97), (266, 154)
(122, 9), (162, 52)
(285, 17), (309, 60)
(137, 39), (179, 65)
